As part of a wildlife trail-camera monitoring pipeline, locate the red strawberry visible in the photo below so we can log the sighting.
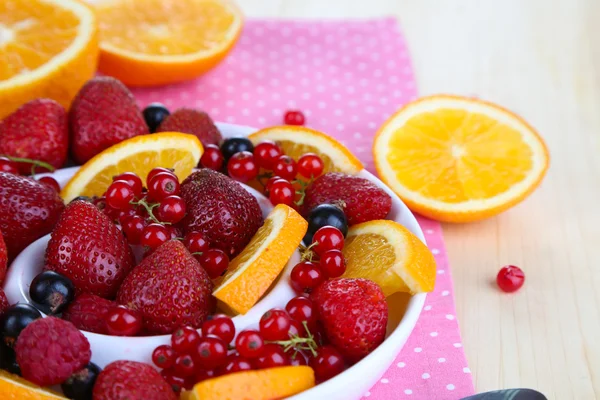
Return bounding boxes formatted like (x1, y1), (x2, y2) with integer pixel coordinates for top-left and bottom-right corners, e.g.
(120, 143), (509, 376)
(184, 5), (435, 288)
(0, 230), (6, 285)
(301, 172), (392, 226)
(311, 278), (388, 363)
(0, 288), (9, 316)
(117, 240), (213, 334)
(0, 172), (64, 260)
(93, 360), (176, 400)
(156, 108), (222, 146)
(180, 169), (263, 257)
(70, 77), (148, 164)
(44, 201), (134, 299)
(62, 293), (116, 334)
(0, 99), (69, 174)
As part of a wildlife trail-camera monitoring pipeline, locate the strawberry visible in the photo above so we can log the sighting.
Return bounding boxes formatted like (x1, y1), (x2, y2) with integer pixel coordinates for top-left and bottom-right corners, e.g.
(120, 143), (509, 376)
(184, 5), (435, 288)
(156, 108), (222, 146)
(301, 172), (392, 226)
(44, 201), (134, 299)
(0, 172), (64, 260)
(311, 278), (388, 363)
(0, 99), (69, 174)
(62, 293), (116, 334)
(0, 230), (6, 285)
(117, 240), (214, 334)
(180, 169), (263, 257)
(69, 77), (148, 164)
(93, 360), (176, 400)
(0, 288), (9, 316)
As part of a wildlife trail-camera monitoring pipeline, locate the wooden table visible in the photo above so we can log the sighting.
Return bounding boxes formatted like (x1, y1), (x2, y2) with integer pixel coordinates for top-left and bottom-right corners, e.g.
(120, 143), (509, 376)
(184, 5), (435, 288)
(241, 1), (599, 398)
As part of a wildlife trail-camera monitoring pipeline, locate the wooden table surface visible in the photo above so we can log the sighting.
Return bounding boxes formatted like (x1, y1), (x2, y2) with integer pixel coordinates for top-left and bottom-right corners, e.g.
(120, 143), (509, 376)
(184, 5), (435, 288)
(240, 1), (599, 398)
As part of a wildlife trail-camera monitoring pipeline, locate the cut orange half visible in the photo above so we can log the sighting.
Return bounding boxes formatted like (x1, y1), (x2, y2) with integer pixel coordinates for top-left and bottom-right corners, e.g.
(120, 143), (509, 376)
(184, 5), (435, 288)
(0, 0), (98, 118)
(213, 204), (307, 315)
(0, 370), (66, 399)
(342, 220), (436, 296)
(94, 0), (243, 86)
(61, 132), (203, 202)
(373, 95), (550, 222)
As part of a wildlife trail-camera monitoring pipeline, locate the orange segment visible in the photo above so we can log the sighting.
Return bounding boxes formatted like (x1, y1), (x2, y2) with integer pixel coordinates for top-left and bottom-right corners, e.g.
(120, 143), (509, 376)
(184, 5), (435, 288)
(0, 370), (66, 399)
(342, 220), (436, 296)
(213, 204), (307, 315)
(61, 132), (203, 202)
(94, 0), (243, 86)
(184, 366), (315, 400)
(0, 0), (98, 118)
(373, 95), (550, 222)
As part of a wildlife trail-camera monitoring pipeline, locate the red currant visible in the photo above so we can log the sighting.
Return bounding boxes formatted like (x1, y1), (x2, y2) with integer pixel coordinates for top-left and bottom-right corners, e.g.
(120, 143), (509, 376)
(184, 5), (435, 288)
(189, 368), (217, 386)
(312, 226), (344, 255)
(297, 153), (324, 178)
(290, 351), (308, 366)
(156, 195), (186, 224)
(38, 176), (60, 192)
(105, 305), (142, 336)
(167, 225), (182, 240)
(497, 265), (525, 292)
(265, 175), (283, 194)
(289, 261), (325, 294)
(148, 172), (180, 201)
(254, 344), (290, 369)
(0, 157), (19, 175)
(254, 141), (283, 170)
(320, 249), (346, 278)
(184, 231), (209, 254)
(193, 335), (228, 368)
(220, 355), (253, 375)
(174, 354), (196, 377)
(273, 155), (297, 181)
(106, 180), (135, 210)
(152, 345), (176, 369)
(284, 110), (305, 126)
(171, 326), (201, 354)
(287, 319), (306, 338)
(227, 151), (258, 183)
(235, 330), (264, 359)
(161, 368), (187, 393)
(147, 167), (176, 183)
(120, 215), (146, 245)
(202, 314), (235, 344)
(259, 308), (291, 341)
(268, 179), (294, 206)
(200, 144), (225, 170)
(113, 172), (143, 198)
(285, 296), (317, 330)
(310, 345), (345, 381)
(198, 249), (229, 279)
(141, 223), (169, 249)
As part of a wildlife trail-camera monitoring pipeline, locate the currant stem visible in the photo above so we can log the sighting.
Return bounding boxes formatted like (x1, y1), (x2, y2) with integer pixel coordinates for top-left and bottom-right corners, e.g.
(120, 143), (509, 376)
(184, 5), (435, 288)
(256, 172), (274, 189)
(130, 199), (166, 224)
(266, 321), (318, 357)
(2, 156), (56, 175)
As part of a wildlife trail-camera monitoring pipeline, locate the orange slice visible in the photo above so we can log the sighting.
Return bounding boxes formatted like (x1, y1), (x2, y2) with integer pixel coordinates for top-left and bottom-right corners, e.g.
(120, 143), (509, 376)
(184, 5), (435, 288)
(213, 204), (307, 315)
(373, 95), (550, 222)
(183, 366), (315, 400)
(94, 0), (243, 86)
(0, 370), (66, 399)
(342, 220), (436, 296)
(0, 0), (98, 118)
(61, 132), (203, 202)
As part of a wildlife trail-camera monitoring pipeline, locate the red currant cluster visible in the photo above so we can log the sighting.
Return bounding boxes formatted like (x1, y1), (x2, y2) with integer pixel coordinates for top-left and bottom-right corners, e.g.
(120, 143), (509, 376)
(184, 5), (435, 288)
(104, 305), (143, 336)
(291, 226), (347, 293)
(0, 156), (61, 191)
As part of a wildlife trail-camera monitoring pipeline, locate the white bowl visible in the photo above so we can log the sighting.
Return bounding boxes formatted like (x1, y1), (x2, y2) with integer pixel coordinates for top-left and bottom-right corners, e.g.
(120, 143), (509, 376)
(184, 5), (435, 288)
(4, 123), (427, 400)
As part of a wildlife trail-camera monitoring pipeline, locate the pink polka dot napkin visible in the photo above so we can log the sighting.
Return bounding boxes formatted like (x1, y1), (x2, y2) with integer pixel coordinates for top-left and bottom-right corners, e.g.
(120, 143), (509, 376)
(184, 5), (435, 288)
(132, 17), (474, 400)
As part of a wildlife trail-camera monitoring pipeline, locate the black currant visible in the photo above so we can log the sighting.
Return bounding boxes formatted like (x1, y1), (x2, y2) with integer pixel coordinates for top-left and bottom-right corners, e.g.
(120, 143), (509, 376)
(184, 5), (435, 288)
(70, 196), (93, 204)
(220, 137), (254, 161)
(29, 271), (75, 315)
(0, 303), (42, 347)
(303, 204), (348, 245)
(61, 362), (101, 400)
(1, 345), (20, 376)
(143, 103), (170, 133)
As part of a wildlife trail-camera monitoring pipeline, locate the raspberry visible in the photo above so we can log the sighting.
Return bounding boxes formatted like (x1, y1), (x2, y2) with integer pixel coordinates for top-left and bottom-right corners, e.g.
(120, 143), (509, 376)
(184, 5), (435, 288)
(15, 317), (91, 386)
(62, 293), (115, 334)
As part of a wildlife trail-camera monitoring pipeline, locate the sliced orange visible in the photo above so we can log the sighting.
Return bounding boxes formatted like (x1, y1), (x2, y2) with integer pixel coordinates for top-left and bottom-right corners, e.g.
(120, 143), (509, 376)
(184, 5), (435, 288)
(61, 132), (203, 202)
(342, 220), (436, 296)
(213, 204), (307, 315)
(184, 366), (315, 400)
(373, 95), (550, 222)
(0, 369), (66, 399)
(0, 0), (98, 118)
(94, 0), (243, 86)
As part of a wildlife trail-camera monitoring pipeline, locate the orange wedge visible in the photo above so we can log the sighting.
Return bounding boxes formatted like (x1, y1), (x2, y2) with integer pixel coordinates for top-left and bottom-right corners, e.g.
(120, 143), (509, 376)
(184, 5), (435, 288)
(0, 0), (98, 118)
(373, 95), (550, 222)
(0, 370), (66, 399)
(61, 132), (203, 202)
(94, 0), (243, 86)
(184, 366), (315, 400)
(342, 220), (436, 296)
(213, 204), (307, 315)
